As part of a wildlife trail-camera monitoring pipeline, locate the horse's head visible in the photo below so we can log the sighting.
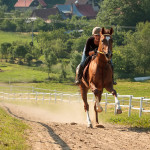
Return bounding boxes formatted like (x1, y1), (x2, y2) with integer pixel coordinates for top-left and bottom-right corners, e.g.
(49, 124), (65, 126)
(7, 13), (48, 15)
(98, 27), (113, 61)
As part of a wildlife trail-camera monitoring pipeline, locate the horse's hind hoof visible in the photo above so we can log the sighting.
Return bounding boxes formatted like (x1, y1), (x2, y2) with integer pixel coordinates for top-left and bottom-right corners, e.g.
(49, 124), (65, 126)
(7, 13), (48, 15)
(87, 124), (93, 128)
(117, 109), (122, 114)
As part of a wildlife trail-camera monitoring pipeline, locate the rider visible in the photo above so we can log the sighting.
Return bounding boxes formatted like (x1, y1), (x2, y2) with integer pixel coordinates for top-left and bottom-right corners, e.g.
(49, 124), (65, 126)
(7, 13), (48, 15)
(75, 27), (117, 85)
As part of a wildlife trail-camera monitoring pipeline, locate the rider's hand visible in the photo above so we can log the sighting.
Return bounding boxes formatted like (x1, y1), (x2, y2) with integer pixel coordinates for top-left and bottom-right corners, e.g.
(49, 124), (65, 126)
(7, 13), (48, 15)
(94, 48), (97, 54)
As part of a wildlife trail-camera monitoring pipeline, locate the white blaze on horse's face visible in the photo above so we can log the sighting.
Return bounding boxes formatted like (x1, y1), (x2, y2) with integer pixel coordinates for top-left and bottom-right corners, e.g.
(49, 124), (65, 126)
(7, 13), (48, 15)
(103, 35), (112, 60)
(105, 36), (110, 41)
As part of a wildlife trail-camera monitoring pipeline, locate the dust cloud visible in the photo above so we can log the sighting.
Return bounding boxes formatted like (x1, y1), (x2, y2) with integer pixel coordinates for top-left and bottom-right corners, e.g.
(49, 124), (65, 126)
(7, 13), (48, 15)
(0, 101), (96, 125)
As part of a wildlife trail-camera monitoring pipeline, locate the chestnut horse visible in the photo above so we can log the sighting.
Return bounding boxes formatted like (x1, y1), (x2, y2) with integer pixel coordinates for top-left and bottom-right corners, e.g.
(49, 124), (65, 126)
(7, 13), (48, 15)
(79, 27), (122, 128)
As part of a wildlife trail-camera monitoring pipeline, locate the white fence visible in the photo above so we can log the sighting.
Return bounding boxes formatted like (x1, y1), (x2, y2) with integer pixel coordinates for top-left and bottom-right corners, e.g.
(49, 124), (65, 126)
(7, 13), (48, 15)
(0, 85), (150, 117)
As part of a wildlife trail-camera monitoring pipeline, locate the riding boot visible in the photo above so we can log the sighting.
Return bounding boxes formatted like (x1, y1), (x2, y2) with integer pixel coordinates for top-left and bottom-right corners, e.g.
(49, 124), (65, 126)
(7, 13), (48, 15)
(75, 64), (84, 85)
(111, 63), (117, 85)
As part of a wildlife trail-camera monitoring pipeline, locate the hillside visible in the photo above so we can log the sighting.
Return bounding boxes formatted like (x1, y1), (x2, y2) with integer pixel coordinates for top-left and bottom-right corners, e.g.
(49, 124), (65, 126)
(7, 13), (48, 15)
(2, 0), (66, 10)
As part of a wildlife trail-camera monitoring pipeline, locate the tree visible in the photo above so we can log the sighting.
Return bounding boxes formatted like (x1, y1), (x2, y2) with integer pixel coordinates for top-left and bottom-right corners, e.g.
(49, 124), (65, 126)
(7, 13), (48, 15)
(14, 44), (28, 63)
(1, 20), (16, 31)
(96, 0), (150, 27)
(113, 46), (135, 78)
(44, 49), (57, 79)
(49, 39), (69, 58)
(15, 19), (26, 32)
(70, 51), (81, 74)
(71, 36), (87, 53)
(0, 42), (11, 61)
(114, 22), (150, 77)
(130, 22), (150, 75)
(32, 46), (41, 61)
(25, 53), (33, 66)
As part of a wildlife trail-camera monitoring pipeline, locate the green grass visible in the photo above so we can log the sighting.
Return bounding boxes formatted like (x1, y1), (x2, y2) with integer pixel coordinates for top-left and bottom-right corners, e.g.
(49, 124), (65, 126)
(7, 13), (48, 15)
(0, 62), (150, 96)
(99, 107), (150, 130)
(0, 63), (57, 83)
(0, 107), (29, 149)
(0, 31), (33, 45)
(108, 80), (150, 98)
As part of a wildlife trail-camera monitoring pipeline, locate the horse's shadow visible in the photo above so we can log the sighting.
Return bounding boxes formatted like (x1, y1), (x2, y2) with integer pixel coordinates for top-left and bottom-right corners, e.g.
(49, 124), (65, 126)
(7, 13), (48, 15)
(128, 127), (150, 133)
(3, 106), (71, 150)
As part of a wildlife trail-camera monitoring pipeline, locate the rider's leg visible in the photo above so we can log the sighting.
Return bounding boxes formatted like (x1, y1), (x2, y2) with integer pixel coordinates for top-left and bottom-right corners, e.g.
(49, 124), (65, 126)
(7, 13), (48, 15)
(75, 48), (87, 85)
(75, 64), (84, 85)
(75, 56), (92, 85)
(110, 60), (117, 85)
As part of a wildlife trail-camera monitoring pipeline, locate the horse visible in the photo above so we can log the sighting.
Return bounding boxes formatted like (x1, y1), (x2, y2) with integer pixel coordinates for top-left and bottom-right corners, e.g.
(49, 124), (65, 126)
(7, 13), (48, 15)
(78, 27), (122, 128)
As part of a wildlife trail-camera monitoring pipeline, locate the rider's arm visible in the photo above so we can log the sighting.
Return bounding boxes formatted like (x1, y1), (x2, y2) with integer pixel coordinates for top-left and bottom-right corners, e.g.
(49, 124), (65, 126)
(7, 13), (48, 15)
(89, 51), (95, 56)
(85, 37), (95, 56)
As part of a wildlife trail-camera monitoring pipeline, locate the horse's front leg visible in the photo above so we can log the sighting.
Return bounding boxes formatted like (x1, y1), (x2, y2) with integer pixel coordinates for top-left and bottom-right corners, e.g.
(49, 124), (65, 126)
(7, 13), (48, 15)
(90, 82), (103, 126)
(90, 82), (103, 113)
(105, 85), (122, 114)
(79, 84), (92, 128)
(112, 89), (122, 114)
(94, 91), (103, 125)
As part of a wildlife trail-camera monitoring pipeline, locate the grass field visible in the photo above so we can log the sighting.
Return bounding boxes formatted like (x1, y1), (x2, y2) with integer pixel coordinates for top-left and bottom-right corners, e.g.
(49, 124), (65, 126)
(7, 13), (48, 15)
(0, 31), (39, 48)
(0, 31), (33, 45)
(99, 106), (150, 130)
(0, 62), (150, 97)
(0, 107), (29, 149)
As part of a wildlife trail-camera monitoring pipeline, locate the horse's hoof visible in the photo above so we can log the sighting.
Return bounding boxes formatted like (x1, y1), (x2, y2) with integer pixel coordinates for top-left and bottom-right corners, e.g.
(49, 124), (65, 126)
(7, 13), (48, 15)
(95, 124), (105, 128)
(117, 109), (122, 114)
(87, 124), (93, 128)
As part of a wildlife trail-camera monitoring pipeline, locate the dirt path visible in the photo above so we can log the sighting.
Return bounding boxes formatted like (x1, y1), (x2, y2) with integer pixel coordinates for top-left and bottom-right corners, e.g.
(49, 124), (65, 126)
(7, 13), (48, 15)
(0, 102), (150, 150)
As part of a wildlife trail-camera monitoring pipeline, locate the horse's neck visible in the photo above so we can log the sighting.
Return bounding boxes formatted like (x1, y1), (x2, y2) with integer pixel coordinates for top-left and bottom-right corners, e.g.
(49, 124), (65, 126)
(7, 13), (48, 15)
(95, 53), (107, 65)
(96, 43), (108, 65)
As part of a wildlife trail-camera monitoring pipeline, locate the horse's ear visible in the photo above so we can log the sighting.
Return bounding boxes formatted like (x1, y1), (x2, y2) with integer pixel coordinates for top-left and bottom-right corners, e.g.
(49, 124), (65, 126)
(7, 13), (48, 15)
(110, 28), (114, 35)
(101, 27), (105, 34)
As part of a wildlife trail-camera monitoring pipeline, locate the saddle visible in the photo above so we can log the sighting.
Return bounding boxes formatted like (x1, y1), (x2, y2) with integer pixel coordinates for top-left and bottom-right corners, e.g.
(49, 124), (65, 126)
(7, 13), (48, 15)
(82, 55), (96, 87)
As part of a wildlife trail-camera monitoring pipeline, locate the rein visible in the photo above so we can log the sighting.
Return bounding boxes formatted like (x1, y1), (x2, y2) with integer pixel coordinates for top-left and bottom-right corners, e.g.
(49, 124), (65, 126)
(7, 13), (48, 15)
(97, 51), (104, 54)
(96, 51), (111, 64)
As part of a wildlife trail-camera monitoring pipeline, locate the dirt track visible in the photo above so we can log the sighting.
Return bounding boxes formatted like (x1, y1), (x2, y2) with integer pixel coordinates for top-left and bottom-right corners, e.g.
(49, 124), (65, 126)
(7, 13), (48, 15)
(0, 102), (150, 150)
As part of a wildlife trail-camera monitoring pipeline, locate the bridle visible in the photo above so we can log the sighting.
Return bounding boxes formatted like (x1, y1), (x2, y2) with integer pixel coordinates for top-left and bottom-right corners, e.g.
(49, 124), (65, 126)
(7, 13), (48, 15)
(97, 34), (112, 60)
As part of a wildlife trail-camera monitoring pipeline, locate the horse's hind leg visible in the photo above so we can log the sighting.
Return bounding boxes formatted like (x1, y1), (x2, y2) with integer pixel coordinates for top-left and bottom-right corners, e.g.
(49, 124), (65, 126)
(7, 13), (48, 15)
(79, 84), (92, 128)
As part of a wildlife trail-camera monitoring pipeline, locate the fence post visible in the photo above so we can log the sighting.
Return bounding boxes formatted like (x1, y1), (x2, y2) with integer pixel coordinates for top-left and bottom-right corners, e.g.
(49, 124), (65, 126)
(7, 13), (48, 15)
(20, 93), (22, 102)
(69, 94), (71, 103)
(49, 93), (51, 104)
(55, 90), (57, 103)
(3, 92), (4, 100)
(14, 92), (15, 101)
(43, 93), (44, 103)
(128, 95), (132, 117)
(105, 93), (108, 113)
(36, 92), (38, 103)
(61, 93), (63, 102)
(28, 92), (30, 100)
(32, 86), (34, 93)
(139, 97), (143, 117)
